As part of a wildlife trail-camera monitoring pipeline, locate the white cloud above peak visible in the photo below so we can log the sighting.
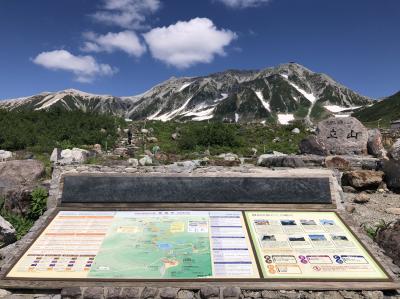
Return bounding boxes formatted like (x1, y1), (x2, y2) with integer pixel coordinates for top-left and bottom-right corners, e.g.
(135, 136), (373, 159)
(216, 0), (272, 8)
(32, 50), (117, 83)
(92, 0), (161, 29)
(143, 18), (237, 69)
(82, 31), (146, 57)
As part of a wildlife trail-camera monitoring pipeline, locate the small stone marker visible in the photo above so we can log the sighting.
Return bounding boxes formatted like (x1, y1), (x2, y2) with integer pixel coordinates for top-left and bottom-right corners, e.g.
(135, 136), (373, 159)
(316, 117), (368, 155)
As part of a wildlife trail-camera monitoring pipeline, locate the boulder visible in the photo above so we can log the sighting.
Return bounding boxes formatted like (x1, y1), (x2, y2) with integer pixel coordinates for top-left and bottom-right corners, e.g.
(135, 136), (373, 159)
(353, 193), (370, 204)
(325, 156), (351, 171)
(113, 147), (128, 157)
(367, 129), (387, 158)
(60, 148), (89, 164)
(147, 137), (158, 143)
(218, 153), (239, 161)
(291, 128), (300, 134)
(139, 155), (152, 166)
(258, 155), (306, 168)
(50, 148), (61, 163)
(93, 144), (102, 154)
(171, 133), (180, 140)
(383, 159), (400, 192)
(388, 139), (400, 161)
(316, 117), (368, 155)
(0, 150), (12, 162)
(141, 129), (149, 134)
(0, 160), (45, 193)
(0, 216), (17, 246)
(3, 189), (32, 216)
(128, 158), (139, 167)
(299, 135), (326, 156)
(375, 220), (400, 267)
(342, 170), (384, 190)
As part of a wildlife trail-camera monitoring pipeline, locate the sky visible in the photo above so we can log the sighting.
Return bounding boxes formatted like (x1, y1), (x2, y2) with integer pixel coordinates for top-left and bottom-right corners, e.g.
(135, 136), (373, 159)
(0, 0), (399, 100)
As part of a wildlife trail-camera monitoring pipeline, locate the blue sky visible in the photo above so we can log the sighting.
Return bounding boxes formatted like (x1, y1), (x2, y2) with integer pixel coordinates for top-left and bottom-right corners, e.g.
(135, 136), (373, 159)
(0, 0), (399, 99)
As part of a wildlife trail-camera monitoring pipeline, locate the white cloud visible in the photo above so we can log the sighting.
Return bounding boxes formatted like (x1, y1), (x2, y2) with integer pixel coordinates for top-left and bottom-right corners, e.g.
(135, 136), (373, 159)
(92, 0), (161, 29)
(82, 31), (146, 57)
(143, 18), (237, 69)
(216, 0), (272, 8)
(32, 50), (117, 83)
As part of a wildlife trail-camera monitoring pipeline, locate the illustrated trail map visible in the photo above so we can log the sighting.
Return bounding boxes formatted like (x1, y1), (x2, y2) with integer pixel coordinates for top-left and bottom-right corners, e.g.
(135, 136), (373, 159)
(7, 211), (259, 279)
(245, 211), (388, 280)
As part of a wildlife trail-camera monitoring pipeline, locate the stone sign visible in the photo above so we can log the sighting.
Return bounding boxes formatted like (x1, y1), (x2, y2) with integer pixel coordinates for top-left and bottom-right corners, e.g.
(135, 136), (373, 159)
(316, 117), (368, 155)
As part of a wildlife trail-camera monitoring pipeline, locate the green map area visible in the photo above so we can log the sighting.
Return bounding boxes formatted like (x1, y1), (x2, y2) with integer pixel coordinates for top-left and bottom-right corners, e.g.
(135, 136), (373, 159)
(88, 214), (212, 279)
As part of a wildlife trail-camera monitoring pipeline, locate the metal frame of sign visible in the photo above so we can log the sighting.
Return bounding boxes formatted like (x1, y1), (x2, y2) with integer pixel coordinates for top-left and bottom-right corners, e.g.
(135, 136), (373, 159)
(1, 206), (397, 291)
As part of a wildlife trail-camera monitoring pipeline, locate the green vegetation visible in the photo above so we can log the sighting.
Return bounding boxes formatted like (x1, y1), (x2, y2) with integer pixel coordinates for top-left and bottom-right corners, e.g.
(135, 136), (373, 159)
(363, 220), (391, 239)
(0, 108), (125, 153)
(354, 91), (400, 128)
(141, 121), (307, 157)
(0, 187), (48, 240)
(28, 187), (48, 220)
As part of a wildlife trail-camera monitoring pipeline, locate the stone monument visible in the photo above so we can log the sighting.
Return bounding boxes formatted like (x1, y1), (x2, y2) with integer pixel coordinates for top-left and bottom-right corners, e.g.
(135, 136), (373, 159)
(316, 117), (368, 155)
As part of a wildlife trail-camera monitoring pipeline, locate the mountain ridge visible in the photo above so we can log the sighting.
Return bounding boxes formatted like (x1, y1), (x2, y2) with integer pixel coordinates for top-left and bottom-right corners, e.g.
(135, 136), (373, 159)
(0, 63), (373, 124)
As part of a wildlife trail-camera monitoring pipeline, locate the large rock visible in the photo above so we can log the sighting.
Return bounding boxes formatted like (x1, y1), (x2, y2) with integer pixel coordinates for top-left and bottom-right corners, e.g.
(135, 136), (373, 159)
(258, 155), (306, 168)
(316, 117), (368, 155)
(0, 216), (17, 246)
(388, 139), (400, 161)
(218, 153), (239, 161)
(375, 220), (400, 267)
(325, 156), (351, 171)
(299, 135), (326, 156)
(59, 148), (89, 165)
(3, 189), (32, 216)
(0, 150), (12, 162)
(50, 148), (61, 163)
(383, 159), (400, 192)
(0, 160), (45, 194)
(367, 129), (387, 158)
(342, 170), (384, 189)
(139, 155), (152, 166)
(0, 160), (44, 217)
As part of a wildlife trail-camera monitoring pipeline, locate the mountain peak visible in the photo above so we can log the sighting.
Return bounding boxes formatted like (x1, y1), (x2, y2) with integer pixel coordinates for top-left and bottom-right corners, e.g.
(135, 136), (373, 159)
(0, 63), (373, 124)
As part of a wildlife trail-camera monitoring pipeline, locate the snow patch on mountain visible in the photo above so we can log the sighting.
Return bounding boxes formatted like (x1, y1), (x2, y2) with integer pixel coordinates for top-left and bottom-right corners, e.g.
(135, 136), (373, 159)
(152, 96), (193, 122)
(255, 91), (271, 112)
(214, 93), (228, 103)
(288, 82), (316, 103)
(178, 82), (192, 92)
(324, 105), (361, 113)
(277, 114), (294, 125)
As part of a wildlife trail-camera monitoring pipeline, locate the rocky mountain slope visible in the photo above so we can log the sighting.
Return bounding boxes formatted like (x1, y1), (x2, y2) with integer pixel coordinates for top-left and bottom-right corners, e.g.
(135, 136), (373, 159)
(0, 63), (372, 124)
(353, 91), (400, 127)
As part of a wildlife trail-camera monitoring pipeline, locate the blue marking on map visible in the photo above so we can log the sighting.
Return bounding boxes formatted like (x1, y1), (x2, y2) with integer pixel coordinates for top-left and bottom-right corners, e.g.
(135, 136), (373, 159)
(158, 243), (173, 250)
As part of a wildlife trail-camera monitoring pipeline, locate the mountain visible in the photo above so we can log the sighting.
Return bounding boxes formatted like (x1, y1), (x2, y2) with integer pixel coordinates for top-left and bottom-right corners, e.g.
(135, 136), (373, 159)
(353, 91), (400, 127)
(0, 63), (372, 124)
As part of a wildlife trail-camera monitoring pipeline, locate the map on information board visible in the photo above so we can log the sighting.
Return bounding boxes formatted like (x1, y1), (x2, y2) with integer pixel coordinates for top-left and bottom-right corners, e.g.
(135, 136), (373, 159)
(7, 211), (259, 279)
(245, 211), (388, 280)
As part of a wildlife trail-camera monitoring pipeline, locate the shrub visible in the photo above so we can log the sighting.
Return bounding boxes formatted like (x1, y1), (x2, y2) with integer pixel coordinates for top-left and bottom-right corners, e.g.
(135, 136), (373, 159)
(178, 123), (242, 150)
(29, 187), (48, 220)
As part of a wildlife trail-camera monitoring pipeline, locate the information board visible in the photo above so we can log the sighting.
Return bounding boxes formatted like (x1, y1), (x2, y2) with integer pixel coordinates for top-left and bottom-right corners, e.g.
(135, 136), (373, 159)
(245, 211), (388, 280)
(7, 211), (259, 279)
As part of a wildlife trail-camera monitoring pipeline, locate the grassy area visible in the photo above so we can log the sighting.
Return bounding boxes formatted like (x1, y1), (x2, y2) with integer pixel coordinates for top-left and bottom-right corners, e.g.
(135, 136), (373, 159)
(137, 121), (308, 157)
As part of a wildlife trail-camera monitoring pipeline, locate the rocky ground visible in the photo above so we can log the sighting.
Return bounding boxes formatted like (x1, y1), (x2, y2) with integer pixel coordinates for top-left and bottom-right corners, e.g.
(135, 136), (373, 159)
(343, 192), (400, 229)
